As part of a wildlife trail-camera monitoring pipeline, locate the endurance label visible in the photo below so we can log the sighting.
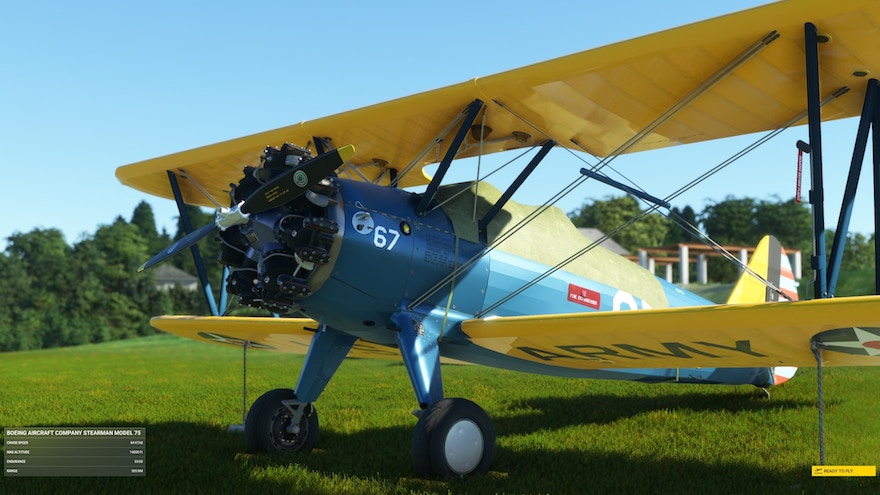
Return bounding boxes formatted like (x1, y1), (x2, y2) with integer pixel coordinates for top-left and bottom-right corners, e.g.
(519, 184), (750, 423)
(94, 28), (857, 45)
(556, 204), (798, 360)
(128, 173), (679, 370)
(4, 427), (145, 477)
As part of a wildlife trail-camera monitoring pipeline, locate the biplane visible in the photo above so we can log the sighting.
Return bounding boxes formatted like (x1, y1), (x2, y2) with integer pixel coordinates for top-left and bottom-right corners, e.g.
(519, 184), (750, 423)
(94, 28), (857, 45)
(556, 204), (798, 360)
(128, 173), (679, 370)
(117, 0), (880, 478)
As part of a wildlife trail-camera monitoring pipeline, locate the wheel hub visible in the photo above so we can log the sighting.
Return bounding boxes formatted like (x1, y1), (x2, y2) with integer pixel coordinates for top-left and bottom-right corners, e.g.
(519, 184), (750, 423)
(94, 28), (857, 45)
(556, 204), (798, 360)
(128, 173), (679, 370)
(270, 404), (309, 450)
(443, 419), (484, 475)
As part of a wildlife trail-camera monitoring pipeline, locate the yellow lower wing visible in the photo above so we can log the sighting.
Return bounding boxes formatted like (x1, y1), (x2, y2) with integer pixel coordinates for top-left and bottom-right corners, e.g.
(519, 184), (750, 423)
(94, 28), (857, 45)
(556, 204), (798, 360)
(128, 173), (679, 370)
(461, 296), (880, 370)
(150, 316), (401, 360)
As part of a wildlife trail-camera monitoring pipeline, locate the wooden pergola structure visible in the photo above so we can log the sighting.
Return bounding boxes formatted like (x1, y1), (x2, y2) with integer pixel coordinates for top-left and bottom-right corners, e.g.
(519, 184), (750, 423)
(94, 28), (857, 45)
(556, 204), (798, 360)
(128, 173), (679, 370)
(627, 243), (803, 285)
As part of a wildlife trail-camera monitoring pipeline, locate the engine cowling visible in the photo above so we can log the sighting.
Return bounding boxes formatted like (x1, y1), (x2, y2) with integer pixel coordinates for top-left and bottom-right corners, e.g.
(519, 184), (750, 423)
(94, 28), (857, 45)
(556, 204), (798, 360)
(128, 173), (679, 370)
(219, 144), (340, 314)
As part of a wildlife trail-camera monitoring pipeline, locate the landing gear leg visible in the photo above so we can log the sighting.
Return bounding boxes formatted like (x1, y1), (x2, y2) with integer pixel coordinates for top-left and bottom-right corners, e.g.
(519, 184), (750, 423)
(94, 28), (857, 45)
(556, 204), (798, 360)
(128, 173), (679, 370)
(392, 308), (496, 478)
(245, 325), (355, 454)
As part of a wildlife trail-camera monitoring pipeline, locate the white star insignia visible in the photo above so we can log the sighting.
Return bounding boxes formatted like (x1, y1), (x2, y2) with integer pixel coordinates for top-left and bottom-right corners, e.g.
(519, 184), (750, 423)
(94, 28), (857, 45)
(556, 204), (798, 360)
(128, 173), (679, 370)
(821, 327), (880, 356)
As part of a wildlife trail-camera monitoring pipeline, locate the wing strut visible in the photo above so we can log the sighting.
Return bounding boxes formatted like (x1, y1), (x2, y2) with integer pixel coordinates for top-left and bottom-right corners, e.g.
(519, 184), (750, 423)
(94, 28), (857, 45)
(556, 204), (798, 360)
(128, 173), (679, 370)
(578, 168), (670, 210)
(416, 99), (484, 216)
(799, 21), (880, 469)
(166, 170), (227, 316)
(410, 31), (781, 312)
(478, 139), (556, 243)
(808, 23), (880, 465)
(804, 23), (829, 300)
(826, 78), (880, 295)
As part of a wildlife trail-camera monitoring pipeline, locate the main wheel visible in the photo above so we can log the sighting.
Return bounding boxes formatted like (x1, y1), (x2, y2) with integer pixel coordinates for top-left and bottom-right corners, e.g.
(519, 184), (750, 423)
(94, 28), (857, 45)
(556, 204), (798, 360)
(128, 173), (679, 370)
(245, 388), (318, 453)
(412, 398), (495, 478)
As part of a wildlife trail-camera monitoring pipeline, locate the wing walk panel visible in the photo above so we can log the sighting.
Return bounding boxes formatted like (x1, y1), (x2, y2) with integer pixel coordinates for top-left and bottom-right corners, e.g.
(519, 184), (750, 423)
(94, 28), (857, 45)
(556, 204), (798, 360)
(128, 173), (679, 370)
(460, 296), (880, 370)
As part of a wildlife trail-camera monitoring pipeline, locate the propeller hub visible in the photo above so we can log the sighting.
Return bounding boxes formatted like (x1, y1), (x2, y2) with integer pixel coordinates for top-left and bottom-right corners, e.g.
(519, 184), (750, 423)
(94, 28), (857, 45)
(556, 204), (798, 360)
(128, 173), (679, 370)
(219, 145), (345, 314)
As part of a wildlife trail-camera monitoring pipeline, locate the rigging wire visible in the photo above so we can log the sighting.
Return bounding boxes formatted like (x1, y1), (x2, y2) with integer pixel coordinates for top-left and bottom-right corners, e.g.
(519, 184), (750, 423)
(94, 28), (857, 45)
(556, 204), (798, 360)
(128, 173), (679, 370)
(175, 169), (225, 208)
(409, 31), (821, 313)
(475, 88), (848, 317)
(427, 147), (535, 214)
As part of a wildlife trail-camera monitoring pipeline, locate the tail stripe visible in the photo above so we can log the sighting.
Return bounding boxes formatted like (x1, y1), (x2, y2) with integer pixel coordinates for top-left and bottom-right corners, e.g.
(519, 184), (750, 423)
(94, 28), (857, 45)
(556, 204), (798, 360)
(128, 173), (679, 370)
(765, 236), (783, 302)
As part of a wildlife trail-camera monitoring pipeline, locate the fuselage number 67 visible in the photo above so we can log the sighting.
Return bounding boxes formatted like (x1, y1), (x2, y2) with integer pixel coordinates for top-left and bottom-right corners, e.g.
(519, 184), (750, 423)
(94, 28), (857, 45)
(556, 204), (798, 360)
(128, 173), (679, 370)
(374, 226), (400, 250)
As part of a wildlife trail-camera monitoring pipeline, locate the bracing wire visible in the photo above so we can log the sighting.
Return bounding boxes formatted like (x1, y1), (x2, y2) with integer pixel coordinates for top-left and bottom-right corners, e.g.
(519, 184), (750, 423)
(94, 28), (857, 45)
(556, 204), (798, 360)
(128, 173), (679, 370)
(475, 88), (848, 317)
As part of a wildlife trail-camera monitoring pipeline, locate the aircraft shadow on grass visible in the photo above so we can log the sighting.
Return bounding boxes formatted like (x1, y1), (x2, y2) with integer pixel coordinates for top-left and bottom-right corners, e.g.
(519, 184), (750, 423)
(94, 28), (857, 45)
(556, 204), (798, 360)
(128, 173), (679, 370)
(3, 391), (842, 495)
(489, 390), (817, 437)
(224, 390), (849, 494)
(230, 391), (821, 491)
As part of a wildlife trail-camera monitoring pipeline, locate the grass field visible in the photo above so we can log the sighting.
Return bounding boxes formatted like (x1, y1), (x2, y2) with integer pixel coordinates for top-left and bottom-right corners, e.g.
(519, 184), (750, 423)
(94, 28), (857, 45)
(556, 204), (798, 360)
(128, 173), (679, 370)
(2, 334), (879, 494)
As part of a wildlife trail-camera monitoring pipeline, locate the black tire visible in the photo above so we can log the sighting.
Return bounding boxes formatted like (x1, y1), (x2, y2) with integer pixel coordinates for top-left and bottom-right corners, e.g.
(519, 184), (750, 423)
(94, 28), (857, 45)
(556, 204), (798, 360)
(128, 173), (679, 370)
(245, 388), (318, 453)
(411, 398), (495, 478)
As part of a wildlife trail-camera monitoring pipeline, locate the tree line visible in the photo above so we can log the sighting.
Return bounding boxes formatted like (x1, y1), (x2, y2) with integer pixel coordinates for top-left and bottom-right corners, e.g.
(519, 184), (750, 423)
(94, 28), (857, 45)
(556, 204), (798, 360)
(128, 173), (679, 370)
(1, 196), (875, 351)
(568, 194), (876, 284)
(0, 202), (220, 351)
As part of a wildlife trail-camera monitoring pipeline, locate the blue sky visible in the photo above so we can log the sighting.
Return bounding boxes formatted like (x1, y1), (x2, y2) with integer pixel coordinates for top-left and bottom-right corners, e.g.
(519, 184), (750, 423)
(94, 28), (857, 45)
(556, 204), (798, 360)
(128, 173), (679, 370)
(2, 0), (876, 250)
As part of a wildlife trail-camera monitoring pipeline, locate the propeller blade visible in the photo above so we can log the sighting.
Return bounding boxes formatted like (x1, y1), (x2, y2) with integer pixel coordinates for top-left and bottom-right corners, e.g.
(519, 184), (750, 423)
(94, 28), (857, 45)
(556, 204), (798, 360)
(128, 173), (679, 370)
(138, 222), (217, 272)
(139, 145), (354, 272)
(241, 144), (355, 214)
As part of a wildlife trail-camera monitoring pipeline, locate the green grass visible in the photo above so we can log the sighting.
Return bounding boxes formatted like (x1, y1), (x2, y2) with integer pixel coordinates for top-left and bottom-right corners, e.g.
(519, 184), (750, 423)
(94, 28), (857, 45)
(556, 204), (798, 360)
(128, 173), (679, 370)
(2, 335), (879, 494)
(831, 269), (878, 297)
(683, 283), (734, 304)
(686, 268), (880, 304)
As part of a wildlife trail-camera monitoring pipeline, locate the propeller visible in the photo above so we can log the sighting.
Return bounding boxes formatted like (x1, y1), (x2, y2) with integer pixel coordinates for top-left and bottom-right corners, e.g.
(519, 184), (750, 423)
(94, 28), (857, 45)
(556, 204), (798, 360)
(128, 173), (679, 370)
(139, 222), (217, 272)
(139, 144), (355, 272)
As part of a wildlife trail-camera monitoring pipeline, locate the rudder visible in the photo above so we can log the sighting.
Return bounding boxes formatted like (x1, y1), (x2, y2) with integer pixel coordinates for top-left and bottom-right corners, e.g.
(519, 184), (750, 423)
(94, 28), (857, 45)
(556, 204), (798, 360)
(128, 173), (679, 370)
(727, 235), (798, 304)
(726, 235), (799, 386)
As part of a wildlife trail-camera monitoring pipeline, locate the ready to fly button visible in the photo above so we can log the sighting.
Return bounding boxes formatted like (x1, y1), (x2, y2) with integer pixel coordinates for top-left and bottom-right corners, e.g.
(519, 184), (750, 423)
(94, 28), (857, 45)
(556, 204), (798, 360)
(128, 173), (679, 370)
(811, 465), (876, 477)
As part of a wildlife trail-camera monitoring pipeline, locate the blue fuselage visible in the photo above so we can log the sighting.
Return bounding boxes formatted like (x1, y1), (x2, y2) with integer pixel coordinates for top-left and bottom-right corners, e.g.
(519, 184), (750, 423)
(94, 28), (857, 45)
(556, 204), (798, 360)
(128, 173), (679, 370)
(300, 179), (774, 387)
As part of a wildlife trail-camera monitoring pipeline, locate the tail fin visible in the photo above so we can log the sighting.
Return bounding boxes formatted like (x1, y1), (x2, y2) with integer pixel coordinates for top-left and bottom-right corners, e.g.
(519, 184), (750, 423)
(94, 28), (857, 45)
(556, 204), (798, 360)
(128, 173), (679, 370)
(727, 235), (799, 386)
(727, 235), (799, 304)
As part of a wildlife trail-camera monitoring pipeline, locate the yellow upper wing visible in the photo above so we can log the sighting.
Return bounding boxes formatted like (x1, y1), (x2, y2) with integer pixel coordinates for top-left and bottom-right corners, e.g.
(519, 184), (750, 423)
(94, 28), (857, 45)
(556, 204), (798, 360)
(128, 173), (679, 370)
(117, 0), (880, 207)
(461, 295), (880, 369)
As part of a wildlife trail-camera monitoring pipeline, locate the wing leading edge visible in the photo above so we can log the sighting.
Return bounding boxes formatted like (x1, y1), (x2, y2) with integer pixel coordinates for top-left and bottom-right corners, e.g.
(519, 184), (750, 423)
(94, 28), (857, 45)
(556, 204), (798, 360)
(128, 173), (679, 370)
(460, 295), (880, 370)
(117, 0), (880, 207)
